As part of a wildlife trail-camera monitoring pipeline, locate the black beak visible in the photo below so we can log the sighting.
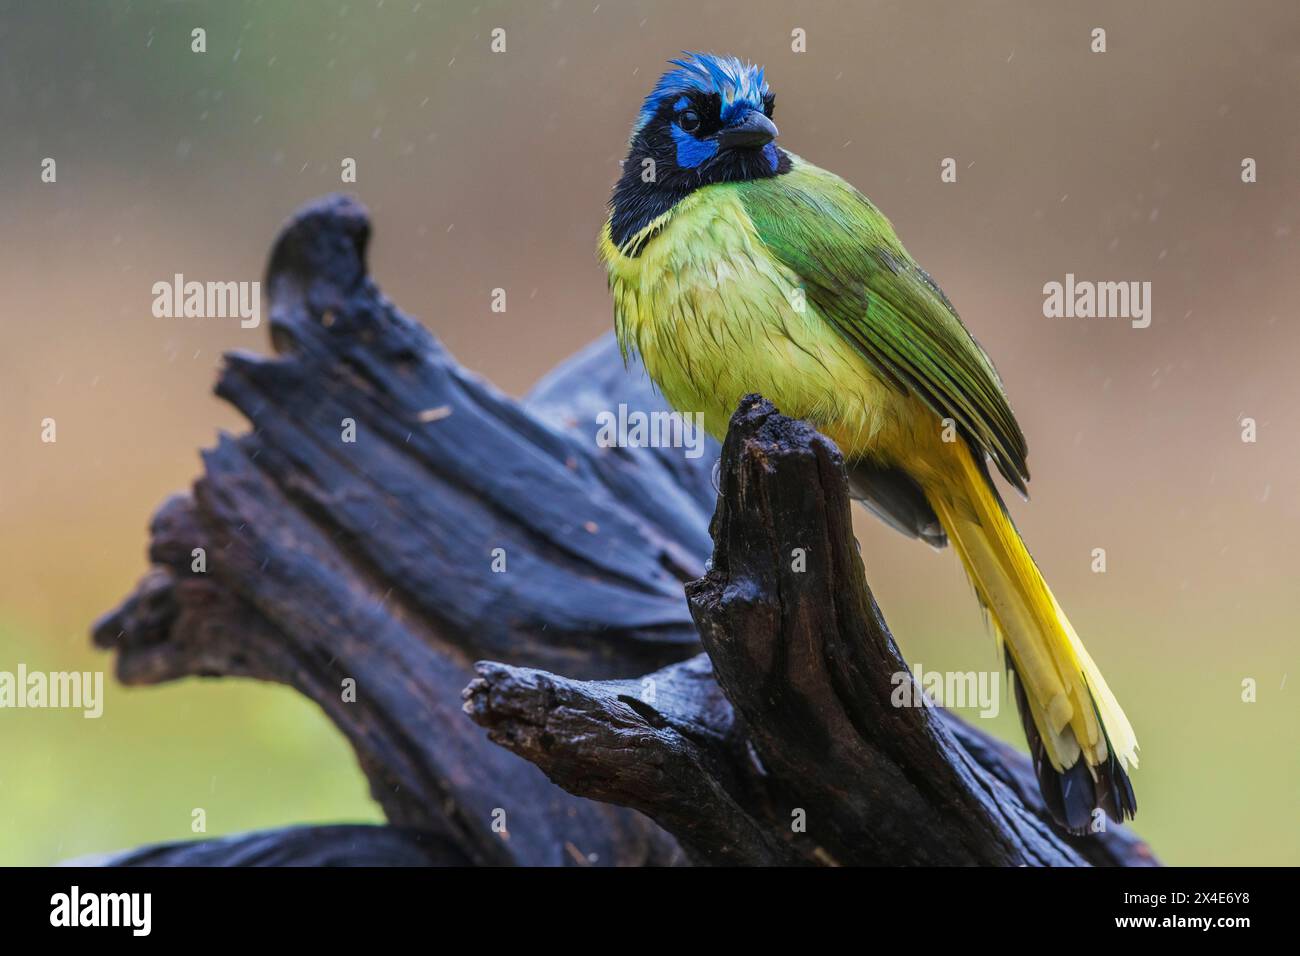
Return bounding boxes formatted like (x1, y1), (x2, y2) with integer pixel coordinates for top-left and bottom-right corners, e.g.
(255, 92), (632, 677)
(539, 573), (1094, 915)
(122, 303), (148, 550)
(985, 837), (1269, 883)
(716, 110), (778, 150)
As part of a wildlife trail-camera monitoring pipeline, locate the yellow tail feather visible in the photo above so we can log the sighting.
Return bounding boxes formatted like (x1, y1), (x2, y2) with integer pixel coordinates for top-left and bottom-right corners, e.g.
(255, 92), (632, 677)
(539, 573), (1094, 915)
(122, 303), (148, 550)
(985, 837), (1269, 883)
(924, 444), (1139, 781)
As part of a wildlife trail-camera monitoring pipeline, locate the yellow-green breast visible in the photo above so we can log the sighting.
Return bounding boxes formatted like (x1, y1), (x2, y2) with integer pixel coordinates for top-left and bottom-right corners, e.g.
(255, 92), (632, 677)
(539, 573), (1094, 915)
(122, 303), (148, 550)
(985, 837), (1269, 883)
(599, 159), (919, 459)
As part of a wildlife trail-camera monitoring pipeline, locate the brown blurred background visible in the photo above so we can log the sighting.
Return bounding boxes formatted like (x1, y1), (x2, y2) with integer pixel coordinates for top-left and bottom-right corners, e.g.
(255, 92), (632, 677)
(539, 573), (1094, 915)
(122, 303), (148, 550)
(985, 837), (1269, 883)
(1, 0), (1296, 865)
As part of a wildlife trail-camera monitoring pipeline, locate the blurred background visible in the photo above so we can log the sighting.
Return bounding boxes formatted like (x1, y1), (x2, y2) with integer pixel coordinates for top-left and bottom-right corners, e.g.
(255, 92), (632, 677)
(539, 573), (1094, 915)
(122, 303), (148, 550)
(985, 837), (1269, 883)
(1, 0), (1296, 866)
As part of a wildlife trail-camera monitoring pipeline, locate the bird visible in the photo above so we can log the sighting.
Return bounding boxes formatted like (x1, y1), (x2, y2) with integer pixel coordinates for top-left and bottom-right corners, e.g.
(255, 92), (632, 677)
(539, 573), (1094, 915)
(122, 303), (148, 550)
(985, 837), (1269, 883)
(598, 52), (1138, 834)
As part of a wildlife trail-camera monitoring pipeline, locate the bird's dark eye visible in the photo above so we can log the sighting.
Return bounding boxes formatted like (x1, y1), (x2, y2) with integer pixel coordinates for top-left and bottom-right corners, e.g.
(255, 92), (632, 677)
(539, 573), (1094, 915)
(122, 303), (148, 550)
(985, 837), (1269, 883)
(677, 109), (701, 133)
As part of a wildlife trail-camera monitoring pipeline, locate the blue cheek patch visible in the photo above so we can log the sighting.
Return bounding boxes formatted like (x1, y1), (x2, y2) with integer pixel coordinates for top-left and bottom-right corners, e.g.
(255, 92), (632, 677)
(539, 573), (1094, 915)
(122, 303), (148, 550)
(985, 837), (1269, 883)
(671, 125), (719, 169)
(763, 142), (779, 172)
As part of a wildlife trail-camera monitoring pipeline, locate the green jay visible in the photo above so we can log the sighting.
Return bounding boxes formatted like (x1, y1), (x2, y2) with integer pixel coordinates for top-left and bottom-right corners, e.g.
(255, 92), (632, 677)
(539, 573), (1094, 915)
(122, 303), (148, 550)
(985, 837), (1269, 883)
(599, 53), (1137, 834)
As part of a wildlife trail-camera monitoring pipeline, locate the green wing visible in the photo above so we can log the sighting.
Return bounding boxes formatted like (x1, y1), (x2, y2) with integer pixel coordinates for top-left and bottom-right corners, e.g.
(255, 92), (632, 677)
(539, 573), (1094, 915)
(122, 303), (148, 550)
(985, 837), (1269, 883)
(735, 156), (1029, 494)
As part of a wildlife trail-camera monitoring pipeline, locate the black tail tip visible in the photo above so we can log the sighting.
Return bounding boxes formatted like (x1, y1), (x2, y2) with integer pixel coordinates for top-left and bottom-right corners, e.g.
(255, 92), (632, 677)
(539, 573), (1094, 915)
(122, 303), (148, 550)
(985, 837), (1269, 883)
(1041, 754), (1137, 836)
(1007, 654), (1137, 835)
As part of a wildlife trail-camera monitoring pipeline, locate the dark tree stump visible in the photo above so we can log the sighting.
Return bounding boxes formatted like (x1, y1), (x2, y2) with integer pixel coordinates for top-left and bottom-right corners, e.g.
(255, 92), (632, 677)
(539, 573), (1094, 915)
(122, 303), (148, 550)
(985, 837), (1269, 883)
(92, 195), (698, 867)
(466, 398), (1156, 867)
(92, 195), (1157, 868)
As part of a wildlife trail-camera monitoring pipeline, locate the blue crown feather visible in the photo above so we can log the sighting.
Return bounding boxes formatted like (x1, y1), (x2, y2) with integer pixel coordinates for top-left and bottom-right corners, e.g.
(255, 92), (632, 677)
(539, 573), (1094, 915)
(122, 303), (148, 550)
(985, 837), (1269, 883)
(632, 52), (769, 137)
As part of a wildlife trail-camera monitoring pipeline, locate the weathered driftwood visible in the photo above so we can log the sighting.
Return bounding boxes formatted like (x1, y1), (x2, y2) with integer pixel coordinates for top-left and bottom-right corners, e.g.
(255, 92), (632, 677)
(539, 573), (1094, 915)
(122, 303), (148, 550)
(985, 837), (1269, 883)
(92, 195), (1157, 867)
(466, 397), (1155, 866)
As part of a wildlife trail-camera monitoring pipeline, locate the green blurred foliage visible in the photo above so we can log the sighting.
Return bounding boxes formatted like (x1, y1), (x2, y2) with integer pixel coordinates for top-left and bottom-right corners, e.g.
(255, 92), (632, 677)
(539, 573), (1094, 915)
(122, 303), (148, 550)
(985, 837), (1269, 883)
(0, 620), (380, 867)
